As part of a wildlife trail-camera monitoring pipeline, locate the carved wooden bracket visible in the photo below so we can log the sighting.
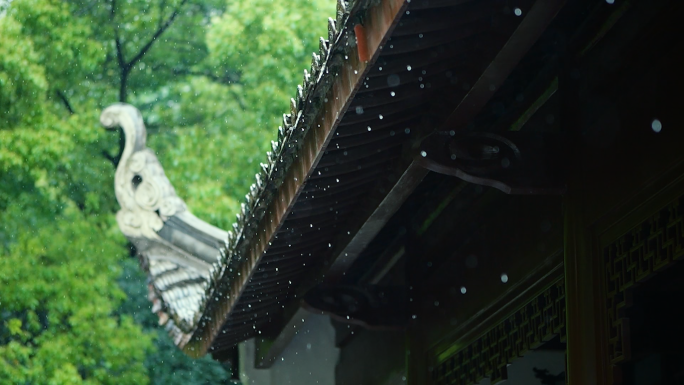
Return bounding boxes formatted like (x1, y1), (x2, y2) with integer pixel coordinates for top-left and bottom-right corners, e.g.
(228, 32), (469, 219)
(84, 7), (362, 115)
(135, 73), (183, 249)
(302, 284), (407, 330)
(414, 131), (566, 195)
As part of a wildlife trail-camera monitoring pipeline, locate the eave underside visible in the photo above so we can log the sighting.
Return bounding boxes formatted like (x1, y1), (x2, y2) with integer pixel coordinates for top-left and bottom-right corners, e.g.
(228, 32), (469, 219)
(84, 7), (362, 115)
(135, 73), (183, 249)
(200, 0), (564, 355)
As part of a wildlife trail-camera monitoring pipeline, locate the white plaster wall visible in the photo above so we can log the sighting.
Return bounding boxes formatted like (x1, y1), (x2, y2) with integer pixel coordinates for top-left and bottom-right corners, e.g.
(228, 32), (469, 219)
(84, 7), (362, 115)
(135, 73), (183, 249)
(240, 314), (339, 385)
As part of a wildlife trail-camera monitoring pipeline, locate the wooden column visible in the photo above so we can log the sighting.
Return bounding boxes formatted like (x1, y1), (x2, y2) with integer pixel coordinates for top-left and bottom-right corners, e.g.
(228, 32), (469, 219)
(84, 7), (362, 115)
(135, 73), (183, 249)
(561, 57), (609, 384)
(563, 185), (609, 385)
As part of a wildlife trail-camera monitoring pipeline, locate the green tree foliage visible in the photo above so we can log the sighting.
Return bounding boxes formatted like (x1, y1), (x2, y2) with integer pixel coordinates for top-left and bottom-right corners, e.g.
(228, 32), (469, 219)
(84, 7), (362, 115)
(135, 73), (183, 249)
(0, 208), (151, 384)
(0, 0), (334, 382)
(143, 0), (336, 228)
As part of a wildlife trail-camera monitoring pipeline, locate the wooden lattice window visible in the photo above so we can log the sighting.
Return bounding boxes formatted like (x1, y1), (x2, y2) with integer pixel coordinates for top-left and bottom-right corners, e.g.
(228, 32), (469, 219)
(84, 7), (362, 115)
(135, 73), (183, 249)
(431, 279), (566, 385)
(604, 195), (684, 365)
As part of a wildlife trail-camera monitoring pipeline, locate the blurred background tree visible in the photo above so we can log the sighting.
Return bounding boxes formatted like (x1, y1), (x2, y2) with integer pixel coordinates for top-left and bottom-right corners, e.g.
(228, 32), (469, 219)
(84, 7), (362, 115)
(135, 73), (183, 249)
(0, 0), (334, 382)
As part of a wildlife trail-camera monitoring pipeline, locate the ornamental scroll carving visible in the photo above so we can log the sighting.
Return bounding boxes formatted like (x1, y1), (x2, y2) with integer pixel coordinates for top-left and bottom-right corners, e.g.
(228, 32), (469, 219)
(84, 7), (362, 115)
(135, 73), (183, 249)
(431, 279), (566, 385)
(603, 195), (684, 365)
(101, 105), (185, 239)
(101, 104), (228, 347)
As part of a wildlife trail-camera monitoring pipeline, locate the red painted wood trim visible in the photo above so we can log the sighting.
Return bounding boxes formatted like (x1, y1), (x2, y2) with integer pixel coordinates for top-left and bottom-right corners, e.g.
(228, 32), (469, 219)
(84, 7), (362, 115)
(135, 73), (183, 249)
(355, 24), (370, 62)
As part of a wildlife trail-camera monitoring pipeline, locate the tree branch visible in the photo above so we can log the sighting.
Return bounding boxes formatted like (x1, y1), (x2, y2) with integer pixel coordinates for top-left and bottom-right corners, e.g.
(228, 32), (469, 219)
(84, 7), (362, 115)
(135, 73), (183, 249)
(158, 0), (168, 29)
(115, 32), (128, 102)
(171, 68), (240, 85)
(103, 127), (126, 167)
(124, 0), (189, 72)
(113, 0), (189, 102)
(115, 33), (125, 70)
(55, 90), (75, 114)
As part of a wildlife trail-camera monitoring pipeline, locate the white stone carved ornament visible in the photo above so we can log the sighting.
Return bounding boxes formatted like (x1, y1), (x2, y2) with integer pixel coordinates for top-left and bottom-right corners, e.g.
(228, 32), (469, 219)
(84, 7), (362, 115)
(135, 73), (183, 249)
(101, 103), (227, 347)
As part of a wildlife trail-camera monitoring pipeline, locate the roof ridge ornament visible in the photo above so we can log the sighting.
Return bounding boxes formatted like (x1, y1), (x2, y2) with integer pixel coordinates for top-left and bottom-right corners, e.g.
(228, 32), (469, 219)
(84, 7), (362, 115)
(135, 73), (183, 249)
(101, 104), (187, 238)
(101, 103), (228, 347)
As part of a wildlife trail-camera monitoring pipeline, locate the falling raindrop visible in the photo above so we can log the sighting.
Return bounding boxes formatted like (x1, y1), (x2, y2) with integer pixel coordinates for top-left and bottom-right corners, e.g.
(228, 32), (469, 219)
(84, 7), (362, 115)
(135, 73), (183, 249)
(420, 151), (427, 157)
(514, 7), (522, 16)
(367, 126), (372, 131)
(407, 65), (412, 71)
(355, 106), (364, 115)
(651, 119), (662, 133)
(390, 91), (396, 97)
(379, 114), (384, 119)
(501, 273), (509, 283)
(460, 286), (467, 294)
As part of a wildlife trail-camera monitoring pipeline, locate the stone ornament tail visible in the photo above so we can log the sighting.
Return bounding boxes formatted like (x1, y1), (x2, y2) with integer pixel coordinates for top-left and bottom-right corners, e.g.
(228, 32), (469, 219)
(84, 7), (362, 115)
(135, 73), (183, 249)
(101, 103), (228, 348)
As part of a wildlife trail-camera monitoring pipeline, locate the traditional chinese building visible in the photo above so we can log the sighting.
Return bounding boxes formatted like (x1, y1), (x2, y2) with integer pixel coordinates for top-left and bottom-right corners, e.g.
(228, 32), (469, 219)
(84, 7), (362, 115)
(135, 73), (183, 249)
(103, 0), (684, 383)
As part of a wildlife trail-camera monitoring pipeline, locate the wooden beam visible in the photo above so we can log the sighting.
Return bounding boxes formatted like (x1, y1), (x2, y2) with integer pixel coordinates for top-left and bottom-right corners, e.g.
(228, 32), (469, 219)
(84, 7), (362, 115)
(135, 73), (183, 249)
(441, 0), (567, 133)
(325, 161), (428, 282)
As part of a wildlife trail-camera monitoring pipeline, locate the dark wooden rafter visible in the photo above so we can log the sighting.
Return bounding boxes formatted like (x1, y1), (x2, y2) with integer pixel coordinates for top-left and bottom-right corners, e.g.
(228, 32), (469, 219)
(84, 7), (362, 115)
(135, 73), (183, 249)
(391, 0), (505, 36)
(324, 161), (428, 282)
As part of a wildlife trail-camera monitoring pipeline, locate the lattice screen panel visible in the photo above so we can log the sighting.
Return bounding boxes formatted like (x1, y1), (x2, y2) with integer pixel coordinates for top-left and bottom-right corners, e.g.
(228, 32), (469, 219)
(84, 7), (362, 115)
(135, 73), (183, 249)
(604, 195), (684, 364)
(430, 279), (566, 385)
